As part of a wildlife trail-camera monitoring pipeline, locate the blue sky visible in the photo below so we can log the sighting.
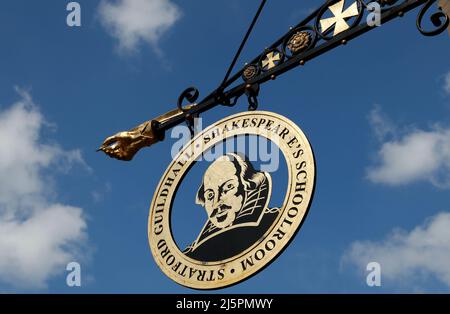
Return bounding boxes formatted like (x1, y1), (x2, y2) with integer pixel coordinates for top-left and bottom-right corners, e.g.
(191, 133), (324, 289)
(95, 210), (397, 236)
(0, 0), (449, 293)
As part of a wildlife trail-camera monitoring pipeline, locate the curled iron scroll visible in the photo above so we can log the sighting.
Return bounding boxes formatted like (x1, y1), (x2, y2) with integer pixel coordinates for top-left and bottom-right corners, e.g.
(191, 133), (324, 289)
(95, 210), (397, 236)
(177, 87), (200, 138)
(417, 0), (449, 36)
(177, 87), (200, 112)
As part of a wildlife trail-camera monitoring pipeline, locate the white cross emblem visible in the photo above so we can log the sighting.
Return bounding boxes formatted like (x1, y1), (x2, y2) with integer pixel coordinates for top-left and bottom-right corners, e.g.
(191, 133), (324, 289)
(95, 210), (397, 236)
(261, 51), (281, 71)
(320, 0), (359, 36)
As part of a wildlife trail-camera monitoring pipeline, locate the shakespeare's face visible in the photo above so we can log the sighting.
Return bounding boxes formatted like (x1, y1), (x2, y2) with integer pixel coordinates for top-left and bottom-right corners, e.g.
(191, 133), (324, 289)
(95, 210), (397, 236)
(202, 158), (244, 229)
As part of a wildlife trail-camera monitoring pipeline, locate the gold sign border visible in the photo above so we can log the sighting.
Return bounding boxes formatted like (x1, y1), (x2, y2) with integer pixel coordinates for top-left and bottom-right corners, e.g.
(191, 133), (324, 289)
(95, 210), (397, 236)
(148, 111), (316, 289)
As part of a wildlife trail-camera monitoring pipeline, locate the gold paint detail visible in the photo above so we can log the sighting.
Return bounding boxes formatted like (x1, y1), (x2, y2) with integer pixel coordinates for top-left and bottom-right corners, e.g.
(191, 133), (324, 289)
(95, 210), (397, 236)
(261, 51), (282, 71)
(98, 104), (196, 161)
(439, 0), (450, 35)
(319, 0), (359, 36)
(148, 111), (316, 289)
(243, 65), (259, 81)
(287, 31), (311, 54)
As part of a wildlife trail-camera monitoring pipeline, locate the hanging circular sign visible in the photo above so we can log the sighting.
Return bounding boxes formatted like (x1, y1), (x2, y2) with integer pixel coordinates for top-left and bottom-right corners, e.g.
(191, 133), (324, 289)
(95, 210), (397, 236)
(148, 111), (316, 289)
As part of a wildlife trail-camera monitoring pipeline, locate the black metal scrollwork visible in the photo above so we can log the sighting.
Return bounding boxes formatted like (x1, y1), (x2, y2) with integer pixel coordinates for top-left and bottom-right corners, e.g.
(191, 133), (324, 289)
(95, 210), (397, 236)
(417, 0), (449, 36)
(177, 87), (199, 112)
(180, 0), (448, 120)
(172, 0), (448, 136)
(100, 0), (449, 161)
(177, 87), (200, 137)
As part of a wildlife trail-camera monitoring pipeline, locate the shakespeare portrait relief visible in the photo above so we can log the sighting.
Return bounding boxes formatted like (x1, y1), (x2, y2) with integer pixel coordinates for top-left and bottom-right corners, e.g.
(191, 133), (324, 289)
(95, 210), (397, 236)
(184, 153), (279, 261)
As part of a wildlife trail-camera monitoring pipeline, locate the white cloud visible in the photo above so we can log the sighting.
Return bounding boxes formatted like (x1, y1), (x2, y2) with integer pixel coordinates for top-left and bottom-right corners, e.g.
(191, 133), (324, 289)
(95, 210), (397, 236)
(98, 0), (181, 53)
(366, 107), (450, 188)
(444, 71), (450, 94)
(368, 105), (396, 141)
(343, 212), (450, 290)
(0, 89), (88, 289)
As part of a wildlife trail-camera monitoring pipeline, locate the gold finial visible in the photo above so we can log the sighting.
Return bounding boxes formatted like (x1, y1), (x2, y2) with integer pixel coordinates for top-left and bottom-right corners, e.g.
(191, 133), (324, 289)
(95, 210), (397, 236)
(98, 104), (195, 161)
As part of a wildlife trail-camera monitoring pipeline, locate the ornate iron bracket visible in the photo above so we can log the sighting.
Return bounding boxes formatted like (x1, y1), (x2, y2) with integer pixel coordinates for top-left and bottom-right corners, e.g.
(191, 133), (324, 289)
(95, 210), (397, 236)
(99, 0), (449, 161)
(164, 0), (448, 129)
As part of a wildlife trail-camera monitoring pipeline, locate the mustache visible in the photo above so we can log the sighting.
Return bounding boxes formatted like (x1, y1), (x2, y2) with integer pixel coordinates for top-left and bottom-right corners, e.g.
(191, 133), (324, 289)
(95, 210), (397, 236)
(210, 204), (232, 219)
